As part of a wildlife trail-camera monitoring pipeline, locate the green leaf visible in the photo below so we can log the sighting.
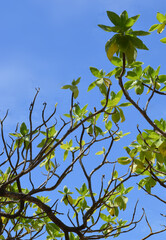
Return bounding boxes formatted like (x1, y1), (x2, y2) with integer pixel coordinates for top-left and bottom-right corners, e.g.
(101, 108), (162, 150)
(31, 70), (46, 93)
(160, 86), (166, 92)
(118, 108), (125, 123)
(157, 23), (165, 34)
(88, 82), (96, 91)
(116, 35), (130, 52)
(126, 15), (140, 28)
(20, 122), (29, 136)
(149, 24), (160, 32)
(158, 75), (166, 83)
(46, 223), (62, 238)
(103, 78), (112, 87)
(63, 186), (68, 194)
(122, 80), (135, 91)
(117, 157), (132, 165)
(112, 110), (120, 123)
(61, 85), (71, 89)
(69, 232), (75, 240)
(132, 30), (150, 36)
(160, 37), (166, 43)
(119, 102), (132, 107)
(63, 113), (71, 118)
(115, 67), (123, 79)
(99, 83), (107, 97)
(114, 196), (128, 210)
(40, 159), (47, 168)
(72, 86), (79, 99)
(113, 170), (118, 179)
(63, 150), (68, 161)
(135, 83), (144, 95)
(159, 141), (166, 157)
(100, 213), (109, 222)
(69, 139), (73, 147)
(155, 65), (161, 76)
(105, 121), (112, 131)
(126, 71), (138, 80)
(145, 177), (156, 193)
(105, 38), (119, 61)
(62, 84), (79, 99)
(37, 138), (46, 148)
(48, 126), (57, 137)
(74, 77), (81, 85)
(125, 41), (137, 64)
(124, 186), (134, 194)
(111, 56), (122, 67)
(95, 150), (104, 155)
(138, 178), (147, 190)
(87, 125), (93, 136)
(98, 24), (118, 32)
(101, 90), (123, 107)
(14, 138), (24, 150)
(90, 67), (103, 78)
(120, 10), (128, 24)
(156, 12), (166, 23)
(115, 90), (123, 100)
(9, 133), (22, 137)
(95, 78), (104, 86)
(79, 183), (89, 195)
(130, 36), (149, 50)
(94, 126), (104, 136)
(107, 11), (121, 26)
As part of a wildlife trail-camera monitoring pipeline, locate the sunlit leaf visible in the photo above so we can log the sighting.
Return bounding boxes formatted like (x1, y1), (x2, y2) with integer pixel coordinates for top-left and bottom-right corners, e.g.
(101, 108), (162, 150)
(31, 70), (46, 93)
(160, 37), (166, 43)
(159, 141), (166, 157)
(156, 12), (166, 23)
(157, 23), (165, 34)
(20, 122), (29, 136)
(149, 24), (160, 32)
(117, 157), (132, 165)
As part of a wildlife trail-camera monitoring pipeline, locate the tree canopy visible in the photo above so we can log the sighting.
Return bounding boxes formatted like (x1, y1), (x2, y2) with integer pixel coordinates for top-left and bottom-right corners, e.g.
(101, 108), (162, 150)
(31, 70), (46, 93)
(1, 10), (166, 240)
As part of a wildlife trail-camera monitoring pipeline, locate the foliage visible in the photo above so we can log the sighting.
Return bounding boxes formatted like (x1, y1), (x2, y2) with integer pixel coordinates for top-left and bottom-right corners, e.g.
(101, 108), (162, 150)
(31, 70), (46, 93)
(0, 10), (166, 240)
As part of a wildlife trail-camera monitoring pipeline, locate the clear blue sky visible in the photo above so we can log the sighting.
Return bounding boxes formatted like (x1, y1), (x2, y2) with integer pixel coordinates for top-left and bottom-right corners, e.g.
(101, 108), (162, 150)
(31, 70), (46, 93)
(0, 1), (166, 239)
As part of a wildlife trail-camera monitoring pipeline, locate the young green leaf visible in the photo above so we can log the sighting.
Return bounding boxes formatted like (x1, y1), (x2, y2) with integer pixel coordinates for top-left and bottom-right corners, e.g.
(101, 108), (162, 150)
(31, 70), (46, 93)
(112, 110), (120, 123)
(156, 12), (166, 23)
(117, 157), (132, 165)
(149, 24), (160, 32)
(160, 37), (166, 43)
(118, 108), (125, 123)
(61, 85), (71, 89)
(20, 122), (29, 136)
(63, 150), (68, 161)
(105, 121), (112, 131)
(88, 82), (96, 92)
(111, 56), (122, 67)
(90, 67), (103, 78)
(126, 15), (140, 28)
(157, 23), (165, 34)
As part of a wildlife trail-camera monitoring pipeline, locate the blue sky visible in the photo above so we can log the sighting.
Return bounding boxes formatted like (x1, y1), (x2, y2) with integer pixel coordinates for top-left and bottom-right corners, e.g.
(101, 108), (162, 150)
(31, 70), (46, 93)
(1, 0), (166, 239)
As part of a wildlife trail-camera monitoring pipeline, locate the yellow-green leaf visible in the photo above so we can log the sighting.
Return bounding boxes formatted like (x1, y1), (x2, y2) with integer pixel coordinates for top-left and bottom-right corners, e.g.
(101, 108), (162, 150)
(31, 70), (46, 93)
(157, 23), (165, 34)
(159, 141), (166, 157)
(106, 42), (119, 61)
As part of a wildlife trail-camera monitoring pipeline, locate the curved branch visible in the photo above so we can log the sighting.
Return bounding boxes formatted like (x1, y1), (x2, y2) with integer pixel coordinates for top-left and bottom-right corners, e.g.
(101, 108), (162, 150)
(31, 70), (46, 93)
(118, 53), (166, 137)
